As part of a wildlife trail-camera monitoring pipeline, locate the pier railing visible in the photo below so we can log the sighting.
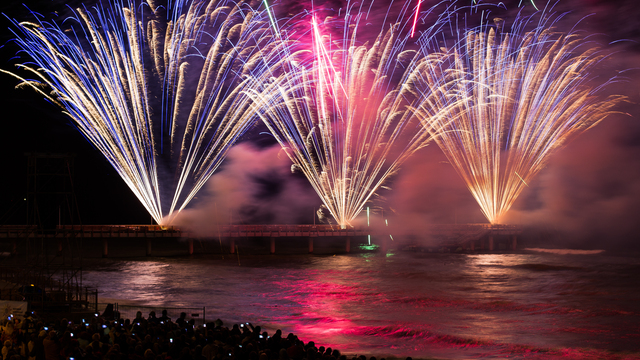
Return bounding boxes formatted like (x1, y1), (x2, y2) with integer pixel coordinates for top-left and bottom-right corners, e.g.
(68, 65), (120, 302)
(219, 224), (367, 237)
(0, 223), (521, 239)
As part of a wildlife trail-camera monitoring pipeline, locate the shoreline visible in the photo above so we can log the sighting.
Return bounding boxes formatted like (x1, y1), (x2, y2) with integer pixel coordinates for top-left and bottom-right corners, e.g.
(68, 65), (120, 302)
(88, 297), (640, 360)
(3, 251), (640, 359)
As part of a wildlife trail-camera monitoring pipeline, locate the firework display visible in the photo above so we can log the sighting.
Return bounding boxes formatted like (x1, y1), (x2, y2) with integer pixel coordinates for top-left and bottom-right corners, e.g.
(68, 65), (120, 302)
(4, 0), (625, 227)
(412, 12), (624, 224)
(247, 2), (452, 227)
(5, 0), (283, 225)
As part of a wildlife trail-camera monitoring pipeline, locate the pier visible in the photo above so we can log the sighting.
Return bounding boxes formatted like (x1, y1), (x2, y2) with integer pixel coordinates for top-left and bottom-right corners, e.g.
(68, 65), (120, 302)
(0, 223), (522, 256)
(421, 223), (522, 252)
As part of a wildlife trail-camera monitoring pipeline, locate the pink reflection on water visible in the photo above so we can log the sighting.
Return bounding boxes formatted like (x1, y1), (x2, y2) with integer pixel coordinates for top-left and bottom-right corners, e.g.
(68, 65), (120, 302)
(274, 280), (362, 338)
(262, 255), (640, 359)
(267, 259), (382, 351)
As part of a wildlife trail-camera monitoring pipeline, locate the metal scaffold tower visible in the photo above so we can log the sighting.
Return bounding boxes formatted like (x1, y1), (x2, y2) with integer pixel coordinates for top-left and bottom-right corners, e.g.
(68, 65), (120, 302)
(26, 152), (81, 228)
(0, 153), (97, 319)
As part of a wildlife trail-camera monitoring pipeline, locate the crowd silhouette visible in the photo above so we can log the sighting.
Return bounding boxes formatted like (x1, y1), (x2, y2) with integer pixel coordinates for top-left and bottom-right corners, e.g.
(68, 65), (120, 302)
(0, 311), (411, 360)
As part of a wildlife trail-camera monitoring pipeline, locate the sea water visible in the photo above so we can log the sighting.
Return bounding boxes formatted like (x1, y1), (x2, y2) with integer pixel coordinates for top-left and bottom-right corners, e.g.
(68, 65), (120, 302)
(80, 249), (640, 359)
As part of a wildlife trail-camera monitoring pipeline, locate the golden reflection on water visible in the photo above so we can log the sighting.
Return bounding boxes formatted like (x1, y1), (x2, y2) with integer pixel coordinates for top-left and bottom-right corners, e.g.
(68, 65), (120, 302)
(467, 254), (529, 275)
(463, 254), (533, 298)
(468, 254), (528, 267)
(118, 261), (170, 303)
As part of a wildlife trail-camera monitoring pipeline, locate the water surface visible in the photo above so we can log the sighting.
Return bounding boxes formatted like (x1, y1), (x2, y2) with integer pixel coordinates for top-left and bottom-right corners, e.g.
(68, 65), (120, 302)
(81, 250), (640, 359)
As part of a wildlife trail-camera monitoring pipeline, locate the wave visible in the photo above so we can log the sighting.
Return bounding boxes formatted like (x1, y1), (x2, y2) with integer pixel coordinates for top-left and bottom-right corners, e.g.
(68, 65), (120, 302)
(352, 325), (493, 347)
(349, 324), (640, 359)
(525, 248), (605, 255)
(513, 263), (583, 271)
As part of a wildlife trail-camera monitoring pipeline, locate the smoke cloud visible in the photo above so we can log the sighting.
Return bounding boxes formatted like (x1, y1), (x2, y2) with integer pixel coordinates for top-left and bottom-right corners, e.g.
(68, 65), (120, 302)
(173, 143), (322, 237)
(505, 112), (640, 249)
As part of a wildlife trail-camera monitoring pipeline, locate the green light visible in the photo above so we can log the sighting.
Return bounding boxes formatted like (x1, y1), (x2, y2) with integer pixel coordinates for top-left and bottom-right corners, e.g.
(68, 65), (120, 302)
(530, 0), (539, 10)
(262, 0), (279, 36)
(367, 207), (370, 245)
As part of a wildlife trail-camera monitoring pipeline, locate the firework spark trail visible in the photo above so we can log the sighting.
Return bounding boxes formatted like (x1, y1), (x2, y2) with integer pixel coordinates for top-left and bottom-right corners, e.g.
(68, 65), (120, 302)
(412, 11), (625, 224)
(411, 0), (421, 38)
(5, 0), (283, 225)
(247, 2), (452, 227)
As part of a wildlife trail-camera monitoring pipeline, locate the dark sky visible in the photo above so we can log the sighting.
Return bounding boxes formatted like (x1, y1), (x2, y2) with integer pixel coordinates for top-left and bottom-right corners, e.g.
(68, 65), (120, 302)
(0, 0), (154, 226)
(0, 0), (639, 249)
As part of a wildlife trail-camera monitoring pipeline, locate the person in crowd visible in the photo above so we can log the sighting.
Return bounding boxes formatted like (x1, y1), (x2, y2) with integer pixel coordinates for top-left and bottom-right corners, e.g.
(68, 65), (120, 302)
(175, 313), (187, 328)
(147, 312), (159, 325)
(42, 332), (59, 360)
(134, 312), (145, 326)
(158, 310), (170, 323)
(26, 333), (36, 360)
(2, 340), (12, 360)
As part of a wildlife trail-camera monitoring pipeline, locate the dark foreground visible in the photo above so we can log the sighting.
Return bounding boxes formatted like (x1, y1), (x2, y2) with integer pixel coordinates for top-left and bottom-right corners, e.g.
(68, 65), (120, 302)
(0, 314), (420, 360)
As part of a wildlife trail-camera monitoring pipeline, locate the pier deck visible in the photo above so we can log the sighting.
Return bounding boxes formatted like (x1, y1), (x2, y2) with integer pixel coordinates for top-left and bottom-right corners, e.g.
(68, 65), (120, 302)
(0, 223), (522, 255)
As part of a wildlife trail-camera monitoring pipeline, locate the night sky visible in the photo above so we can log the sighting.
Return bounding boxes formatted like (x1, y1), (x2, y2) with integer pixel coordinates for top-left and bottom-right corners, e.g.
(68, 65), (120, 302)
(0, 0), (639, 250)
